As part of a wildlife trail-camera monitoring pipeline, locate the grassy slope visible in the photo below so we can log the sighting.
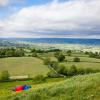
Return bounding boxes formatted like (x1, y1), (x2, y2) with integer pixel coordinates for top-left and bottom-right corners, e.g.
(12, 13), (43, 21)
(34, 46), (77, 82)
(1, 73), (100, 100)
(0, 57), (50, 76)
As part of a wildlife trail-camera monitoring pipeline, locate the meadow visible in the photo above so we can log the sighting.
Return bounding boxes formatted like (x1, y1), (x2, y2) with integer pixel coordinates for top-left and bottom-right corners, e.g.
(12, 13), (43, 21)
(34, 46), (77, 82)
(0, 57), (50, 76)
(40, 52), (100, 70)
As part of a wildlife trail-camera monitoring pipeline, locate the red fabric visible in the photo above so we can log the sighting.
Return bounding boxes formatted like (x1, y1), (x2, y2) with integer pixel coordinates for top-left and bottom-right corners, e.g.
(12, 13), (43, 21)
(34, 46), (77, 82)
(15, 86), (23, 92)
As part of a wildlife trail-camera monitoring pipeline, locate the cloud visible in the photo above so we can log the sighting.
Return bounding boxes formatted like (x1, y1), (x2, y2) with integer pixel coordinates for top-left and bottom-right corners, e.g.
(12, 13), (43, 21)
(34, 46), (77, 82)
(0, 0), (9, 6)
(0, 0), (100, 38)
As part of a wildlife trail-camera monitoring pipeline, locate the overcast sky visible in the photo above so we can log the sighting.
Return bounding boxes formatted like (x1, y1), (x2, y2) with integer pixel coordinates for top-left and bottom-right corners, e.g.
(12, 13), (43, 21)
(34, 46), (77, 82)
(0, 0), (100, 38)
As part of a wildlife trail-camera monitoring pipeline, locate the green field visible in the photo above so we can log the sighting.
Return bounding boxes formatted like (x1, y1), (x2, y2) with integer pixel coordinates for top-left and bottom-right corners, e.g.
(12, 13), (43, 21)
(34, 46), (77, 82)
(0, 73), (100, 100)
(0, 57), (50, 76)
(40, 52), (100, 70)
(60, 55), (100, 70)
(0, 51), (100, 100)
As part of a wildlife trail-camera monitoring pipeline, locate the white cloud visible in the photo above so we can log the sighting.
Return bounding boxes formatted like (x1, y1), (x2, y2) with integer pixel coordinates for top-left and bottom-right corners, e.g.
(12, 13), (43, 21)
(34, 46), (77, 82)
(0, 0), (100, 38)
(0, 0), (9, 6)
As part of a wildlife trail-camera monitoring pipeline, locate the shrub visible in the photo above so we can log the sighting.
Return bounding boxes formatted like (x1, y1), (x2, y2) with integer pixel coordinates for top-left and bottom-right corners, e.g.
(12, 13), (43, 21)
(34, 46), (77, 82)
(67, 65), (77, 76)
(49, 61), (59, 70)
(43, 58), (51, 65)
(32, 52), (37, 57)
(0, 70), (10, 82)
(57, 65), (66, 75)
(67, 50), (72, 56)
(54, 52), (60, 58)
(57, 54), (65, 62)
(73, 57), (80, 62)
(33, 75), (46, 83)
(47, 71), (59, 78)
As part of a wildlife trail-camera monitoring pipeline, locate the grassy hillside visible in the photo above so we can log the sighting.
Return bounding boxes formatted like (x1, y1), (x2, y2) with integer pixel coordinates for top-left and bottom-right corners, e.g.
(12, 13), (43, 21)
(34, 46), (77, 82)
(0, 73), (100, 100)
(0, 57), (50, 76)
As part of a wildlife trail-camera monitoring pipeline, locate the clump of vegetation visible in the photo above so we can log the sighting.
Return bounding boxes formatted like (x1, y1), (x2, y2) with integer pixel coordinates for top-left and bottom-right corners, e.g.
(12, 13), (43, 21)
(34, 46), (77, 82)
(0, 70), (10, 82)
(33, 75), (46, 83)
(47, 63), (100, 78)
(89, 52), (100, 59)
(0, 48), (25, 58)
(67, 50), (72, 56)
(49, 61), (59, 70)
(67, 65), (77, 76)
(57, 65), (66, 75)
(47, 70), (59, 78)
(43, 58), (51, 65)
(32, 52), (38, 57)
(73, 57), (80, 62)
(54, 52), (65, 62)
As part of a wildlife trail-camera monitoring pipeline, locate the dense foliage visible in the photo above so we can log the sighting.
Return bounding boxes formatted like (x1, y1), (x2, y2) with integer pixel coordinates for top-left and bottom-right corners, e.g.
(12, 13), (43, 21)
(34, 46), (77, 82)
(0, 71), (10, 82)
(0, 48), (25, 58)
(73, 57), (80, 62)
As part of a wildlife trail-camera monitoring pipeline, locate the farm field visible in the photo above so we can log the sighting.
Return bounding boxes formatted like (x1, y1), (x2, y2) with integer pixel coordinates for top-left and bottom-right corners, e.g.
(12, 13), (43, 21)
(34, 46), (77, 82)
(61, 55), (100, 70)
(0, 73), (100, 100)
(40, 52), (100, 70)
(0, 57), (50, 77)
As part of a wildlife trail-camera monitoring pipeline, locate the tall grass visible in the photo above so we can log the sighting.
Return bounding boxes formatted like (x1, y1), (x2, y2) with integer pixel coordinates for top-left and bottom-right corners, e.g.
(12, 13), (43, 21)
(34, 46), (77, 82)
(1, 73), (100, 100)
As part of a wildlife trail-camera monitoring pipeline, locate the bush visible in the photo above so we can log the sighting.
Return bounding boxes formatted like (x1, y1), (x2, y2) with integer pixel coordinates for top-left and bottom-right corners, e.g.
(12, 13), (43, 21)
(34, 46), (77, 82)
(73, 57), (80, 62)
(32, 52), (37, 57)
(33, 75), (46, 83)
(57, 65), (66, 75)
(57, 54), (65, 62)
(67, 65), (77, 76)
(47, 71), (59, 78)
(0, 70), (10, 82)
(49, 61), (59, 70)
(67, 50), (72, 56)
(54, 52), (60, 58)
(43, 58), (51, 65)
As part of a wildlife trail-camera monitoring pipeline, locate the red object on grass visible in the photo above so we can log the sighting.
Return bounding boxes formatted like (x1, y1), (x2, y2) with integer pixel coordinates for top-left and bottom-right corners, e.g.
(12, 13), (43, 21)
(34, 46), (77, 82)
(15, 85), (23, 92)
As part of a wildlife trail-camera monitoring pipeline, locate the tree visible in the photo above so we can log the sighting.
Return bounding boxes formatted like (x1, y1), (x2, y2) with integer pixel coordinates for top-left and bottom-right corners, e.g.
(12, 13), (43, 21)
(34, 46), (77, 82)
(67, 50), (72, 56)
(32, 52), (37, 57)
(0, 70), (10, 82)
(54, 52), (60, 58)
(73, 57), (80, 62)
(57, 65), (66, 75)
(57, 54), (65, 62)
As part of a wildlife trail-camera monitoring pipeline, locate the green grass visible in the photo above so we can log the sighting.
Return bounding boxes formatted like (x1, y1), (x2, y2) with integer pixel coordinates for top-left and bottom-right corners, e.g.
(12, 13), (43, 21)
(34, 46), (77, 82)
(60, 55), (100, 70)
(39, 52), (100, 70)
(0, 57), (50, 76)
(0, 73), (100, 100)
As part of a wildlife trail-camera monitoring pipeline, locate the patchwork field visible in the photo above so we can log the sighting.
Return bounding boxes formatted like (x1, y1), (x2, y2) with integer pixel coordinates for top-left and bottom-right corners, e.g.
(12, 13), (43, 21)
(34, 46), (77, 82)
(0, 57), (50, 76)
(0, 50), (100, 100)
(61, 56), (100, 70)
(40, 52), (100, 70)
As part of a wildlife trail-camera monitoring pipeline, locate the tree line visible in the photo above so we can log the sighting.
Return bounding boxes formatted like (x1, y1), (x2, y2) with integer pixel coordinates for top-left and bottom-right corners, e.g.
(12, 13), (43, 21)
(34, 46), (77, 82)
(0, 48), (25, 58)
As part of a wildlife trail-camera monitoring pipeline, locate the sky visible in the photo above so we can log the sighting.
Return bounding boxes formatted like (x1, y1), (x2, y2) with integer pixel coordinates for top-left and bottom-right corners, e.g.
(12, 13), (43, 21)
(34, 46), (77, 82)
(0, 0), (100, 38)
